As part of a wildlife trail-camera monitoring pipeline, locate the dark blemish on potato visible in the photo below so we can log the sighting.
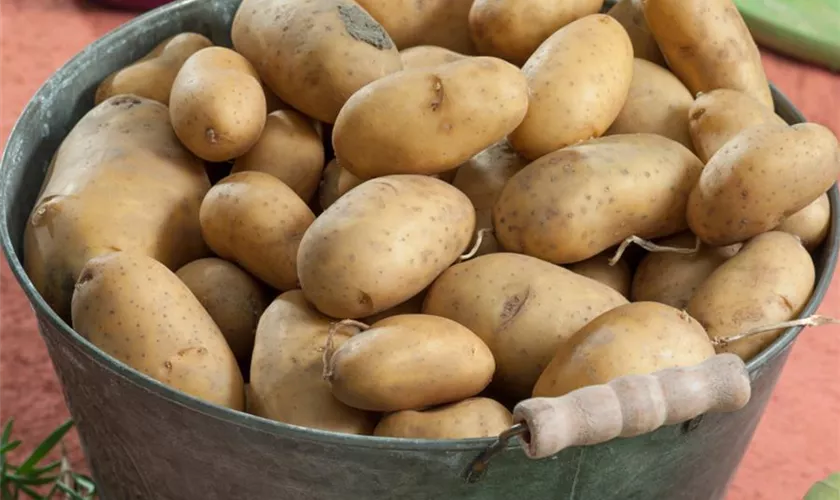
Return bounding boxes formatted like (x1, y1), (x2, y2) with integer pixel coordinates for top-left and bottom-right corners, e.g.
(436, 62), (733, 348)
(430, 75), (445, 111)
(690, 108), (706, 121)
(357, 290), (374, 311)
(111, 95), (142, 108)
(337, 5), (394, 50)
(497, 286), (531, 332)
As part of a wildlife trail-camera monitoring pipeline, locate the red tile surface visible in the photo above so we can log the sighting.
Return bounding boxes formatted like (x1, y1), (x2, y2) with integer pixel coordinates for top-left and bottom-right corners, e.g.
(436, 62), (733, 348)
(0, 1), (838, 497)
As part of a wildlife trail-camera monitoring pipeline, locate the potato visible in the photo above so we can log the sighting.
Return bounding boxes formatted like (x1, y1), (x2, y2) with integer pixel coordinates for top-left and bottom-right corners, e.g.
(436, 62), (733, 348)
(199, 171), (315, 291)
(688, 89), (787, 163)
(298, 175), (475, 318)
(643, 0), (773, 109)
(325, 314), (495, 411)
(567, 253), (632, 298)
(423, 252), (628, 399)
(249, 290), (377, 433)
(605, 59), (694, 150)
(95, 33), (213, 105)
(24, 95), (210, 320)
(231, 110), (325, 203)
(687, 231), (815, 361)
(333, 57), (528, 179)
(399, 45), (468, 70)
(494, 134), (704, 264)
(687, 123), (840, 246)
(606, 0), (665, 66)
(374, 397), (512, 439)
(318, 159), (363, 211)
(508, 15), (634, 160)
(169, 47), (266, 162)
(468, 0), (602, 66)
(630, 232), (740, 310)
(775, 193), (831, 252)
(71, 252), (244, 410)
(231, 0), (402, 124)
(176, 258), (270, 362)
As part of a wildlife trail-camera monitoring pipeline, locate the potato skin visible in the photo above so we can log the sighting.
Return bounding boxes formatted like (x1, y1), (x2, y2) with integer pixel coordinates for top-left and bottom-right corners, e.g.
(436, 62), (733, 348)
(249, 290), (377, 433)
(687, 123), (840, 246)
(508, 15), (633, 160)
(643, 0), (773, 109)
(326, 314), (495, 412)
(199, 171), (315, 291)
(687, 231), (815, 361)
(95, 33), (213, 105)
(231, 0), (402, 124)
(298, 175), (475, 318)
(374, 397), (512, 439)
(423, 253), (628, 399)
(494, 134), (704, 264)
(533, 302), (715, 397)
(399, 45), (468, 70)
(333, 57), (528, 179)
(71, 252), (244, 410)
(606, 0), (665, 66)
(24, 95), (210, 320)
(567, 253), (632, 298)
(317, 159), (363, 211)
(775, 193), (831, 252)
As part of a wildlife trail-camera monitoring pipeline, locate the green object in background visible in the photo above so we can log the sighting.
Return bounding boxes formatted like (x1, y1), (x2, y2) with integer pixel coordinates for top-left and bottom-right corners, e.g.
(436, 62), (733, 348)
(735, 0), (840, 72)
(804, 472), (840, 500)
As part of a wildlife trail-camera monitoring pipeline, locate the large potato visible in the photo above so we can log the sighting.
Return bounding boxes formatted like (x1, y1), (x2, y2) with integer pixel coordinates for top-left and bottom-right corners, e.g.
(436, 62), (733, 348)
(468, 0), (602, 66)
(333, 57), (528, 179)
(374, 397), (512, 439)
(494, 134), (704, 264)
(231, 0), (402, 124)
(533, 302), (716, 397)
(249, 290), (377, 433)
(326, 314), (495, 411)
(200, 171), (315, 291)
(606, 0), (665, 66)
(687, 231), (815, 361)
(423, 252), (628, 399)
(567, 253), (632, 298)
(71, 252), (244, 410)
(775, 193), (831, 252)
(24, 96), (210, 320)
(687, 123), (840, 246)
(399, 45), (468, 70)
(508, 14), (633, 160)
(298, 175), (475, 318)
(643, 0), (773, 109)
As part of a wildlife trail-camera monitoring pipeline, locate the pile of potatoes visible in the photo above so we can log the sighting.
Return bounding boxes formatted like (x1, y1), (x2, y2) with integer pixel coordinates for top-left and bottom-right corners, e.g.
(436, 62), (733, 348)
(23, 0), (838, 441)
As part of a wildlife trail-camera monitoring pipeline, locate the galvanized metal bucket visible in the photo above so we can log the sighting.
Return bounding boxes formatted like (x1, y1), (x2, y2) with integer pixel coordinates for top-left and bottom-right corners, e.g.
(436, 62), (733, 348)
(1, 0), (837, 498)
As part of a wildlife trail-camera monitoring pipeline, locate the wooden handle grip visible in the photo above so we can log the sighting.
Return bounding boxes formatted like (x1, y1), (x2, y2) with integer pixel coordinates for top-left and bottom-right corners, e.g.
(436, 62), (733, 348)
(512, 353), (751, 459)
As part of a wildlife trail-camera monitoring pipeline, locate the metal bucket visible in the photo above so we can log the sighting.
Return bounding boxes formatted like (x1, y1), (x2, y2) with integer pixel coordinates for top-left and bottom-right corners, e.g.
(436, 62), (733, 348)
(1, 1), (837, 498)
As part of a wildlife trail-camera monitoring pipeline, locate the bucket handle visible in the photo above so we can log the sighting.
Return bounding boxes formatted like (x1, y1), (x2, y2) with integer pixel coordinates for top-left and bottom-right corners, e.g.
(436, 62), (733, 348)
(464, 353), (751, 482)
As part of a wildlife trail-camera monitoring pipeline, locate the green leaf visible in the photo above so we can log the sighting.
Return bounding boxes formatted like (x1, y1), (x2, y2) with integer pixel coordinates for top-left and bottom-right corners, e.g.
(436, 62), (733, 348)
(6, 473), (60, 485)
(0, 441), (21, 455)
(1, 421), (14, 446)
(804, 472), (840, 500)
(16, 419), (74, 476)
(55, 482), (86, 500)
(1, 482), (14, 500)
(72, 473), (96, 495)
(16, 482), (45, 500)
(29, 460), (61, 477)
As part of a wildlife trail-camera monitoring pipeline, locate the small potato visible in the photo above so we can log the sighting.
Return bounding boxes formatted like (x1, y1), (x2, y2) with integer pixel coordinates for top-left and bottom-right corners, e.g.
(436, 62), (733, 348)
(231, 110), (325, 203)
(176, 258), (270, 362)
(688, 89), (787, 163)
(687, 123), (840, 246)
(533, 302), (716, 397)
(326, 314), (495, 412)
(567, 253), (632, 298)
(775, 193), (831, 252)
(687, 231), (815, 361)
(423, 253), (628, 399)
(95, 33), (213, 105)
(606, 0), (665, 66)
(249, 290), (377, 433)
(318, 159), (363, 211)
(200, 171), (315, 291)
(399, 45), (468, 70)
(374, 397), (512, 439)
(71, 252), (244, 410)
(333, 57), (528, 179)
(494, 134), (704, 264)
(298, 175), (475, 318)
(508, 15), (634, 160)
(468, 0), (602, 66)
(605, 59), (694, 150)
(170, 47), (267, 162)
(643, 0), (773, 109)
(362, 290), (427, 324)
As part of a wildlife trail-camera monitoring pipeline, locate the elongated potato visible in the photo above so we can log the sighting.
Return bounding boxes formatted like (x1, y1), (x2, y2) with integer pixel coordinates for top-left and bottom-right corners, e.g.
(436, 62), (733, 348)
(533, 302), (716, 397)
(687, 231), (815, 361)
(374, 397), (512, 439)
(333, 57), (528, 179)
(200, 171), (315, 290)
(249, 290), (377, 433)
(423, 253), (628, 399)
(24, 96), (210, 320)
(567, 253), (632, 298)
(399, 45), (468, 70)
(606, 0), (665, 66)
(643, 0), (773, 109)
(775, 193), (831, 252)
(71, 252), (244, 410)
(326, 314), (495, 411)
(231, 0), (402, 124)
(298, 175), (475, 318)
(318, 159), (364, 211)
(687, 123), (840, 246)
(494, 134), (704, 264)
